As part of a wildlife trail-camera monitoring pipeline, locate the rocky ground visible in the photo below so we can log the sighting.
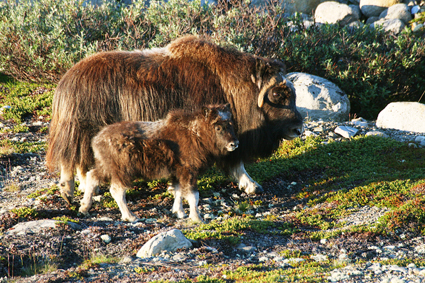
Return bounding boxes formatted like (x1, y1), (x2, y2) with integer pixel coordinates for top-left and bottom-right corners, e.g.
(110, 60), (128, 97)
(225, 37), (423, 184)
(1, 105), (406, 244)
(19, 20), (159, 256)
(1, 117), (425, 282)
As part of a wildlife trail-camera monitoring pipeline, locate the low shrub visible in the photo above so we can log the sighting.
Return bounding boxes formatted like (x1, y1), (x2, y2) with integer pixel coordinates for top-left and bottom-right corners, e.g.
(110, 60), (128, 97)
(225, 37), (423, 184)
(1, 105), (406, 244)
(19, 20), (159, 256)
(0, 0), (424, 118)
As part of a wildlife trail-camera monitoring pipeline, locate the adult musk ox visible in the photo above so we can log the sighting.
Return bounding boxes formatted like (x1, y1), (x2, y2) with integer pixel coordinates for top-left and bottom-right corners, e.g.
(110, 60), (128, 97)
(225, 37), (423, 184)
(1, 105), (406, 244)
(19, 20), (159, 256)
(46, 35), (303, 204)
(79, 104), (238, 222)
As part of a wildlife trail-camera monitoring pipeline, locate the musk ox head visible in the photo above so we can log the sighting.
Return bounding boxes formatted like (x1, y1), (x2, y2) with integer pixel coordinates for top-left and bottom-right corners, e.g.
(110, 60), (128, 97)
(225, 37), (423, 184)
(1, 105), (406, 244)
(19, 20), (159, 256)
(203, 104), (239, 154)
(252, 60), (303, 141)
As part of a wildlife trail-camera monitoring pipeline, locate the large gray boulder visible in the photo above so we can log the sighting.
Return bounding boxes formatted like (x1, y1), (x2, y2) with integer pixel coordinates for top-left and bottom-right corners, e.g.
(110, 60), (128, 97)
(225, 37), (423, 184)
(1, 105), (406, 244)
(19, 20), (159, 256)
(315, 1), (359, 25)
(287, 72), (350, 122)
(136, 229), (192, 258)
(359, 0), (403, 18)
(376, 102), (425, 133)
(371, 18), (406, 34)
(379, 3), (412, 24)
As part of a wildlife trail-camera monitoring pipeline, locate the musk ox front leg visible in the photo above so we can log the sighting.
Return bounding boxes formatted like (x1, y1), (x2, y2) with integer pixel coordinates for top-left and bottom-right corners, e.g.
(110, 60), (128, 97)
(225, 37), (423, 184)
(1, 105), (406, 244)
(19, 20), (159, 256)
(230, 161), (263, 195)
(59, 164), (75, 205)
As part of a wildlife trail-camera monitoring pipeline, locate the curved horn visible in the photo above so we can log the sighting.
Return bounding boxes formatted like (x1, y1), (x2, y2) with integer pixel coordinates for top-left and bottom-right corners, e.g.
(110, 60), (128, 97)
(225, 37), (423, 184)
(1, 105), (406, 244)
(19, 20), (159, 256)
(257, 76), (277, 108)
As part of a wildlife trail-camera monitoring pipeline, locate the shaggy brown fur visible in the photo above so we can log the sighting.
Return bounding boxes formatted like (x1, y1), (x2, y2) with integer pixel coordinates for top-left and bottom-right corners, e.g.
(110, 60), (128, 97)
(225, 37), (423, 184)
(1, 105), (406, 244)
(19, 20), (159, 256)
(79, 104), (238, 222)
(46, 35), (303, 202)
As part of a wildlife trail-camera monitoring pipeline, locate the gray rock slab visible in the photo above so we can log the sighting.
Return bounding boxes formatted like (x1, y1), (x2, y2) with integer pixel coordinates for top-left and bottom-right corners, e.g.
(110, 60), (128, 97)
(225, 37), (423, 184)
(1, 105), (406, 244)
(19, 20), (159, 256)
(334, 126), (359, 138)
(136, 229), (192, 258)
(7, 219), (80, 235)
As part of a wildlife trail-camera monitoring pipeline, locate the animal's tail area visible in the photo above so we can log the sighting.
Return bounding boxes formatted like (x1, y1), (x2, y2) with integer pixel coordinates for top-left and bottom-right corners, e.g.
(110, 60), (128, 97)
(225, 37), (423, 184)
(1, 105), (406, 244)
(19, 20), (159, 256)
(46, 114), (96, 174)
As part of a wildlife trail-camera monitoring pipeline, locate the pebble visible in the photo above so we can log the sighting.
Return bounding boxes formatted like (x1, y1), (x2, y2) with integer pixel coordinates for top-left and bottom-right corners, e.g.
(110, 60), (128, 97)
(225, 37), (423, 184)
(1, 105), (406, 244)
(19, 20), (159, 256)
(100, 234), (112, 244)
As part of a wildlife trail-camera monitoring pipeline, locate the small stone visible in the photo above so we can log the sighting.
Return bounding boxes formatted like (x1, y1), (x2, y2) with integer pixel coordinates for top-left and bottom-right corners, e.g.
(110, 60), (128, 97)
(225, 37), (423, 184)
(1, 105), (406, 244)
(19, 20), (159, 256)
(414, 244), (425, 254)
(414, 136), (425, 147)
(198, 260), (208, 266)
(100, 234), (112, 244)
(311, 254), (328, 262)
(93, 195), (103, 202)
(203, 213), (214, 220)
(320, 238), (327, 244)
(335, 126), (358, 138)
(119, 256), (133, 264)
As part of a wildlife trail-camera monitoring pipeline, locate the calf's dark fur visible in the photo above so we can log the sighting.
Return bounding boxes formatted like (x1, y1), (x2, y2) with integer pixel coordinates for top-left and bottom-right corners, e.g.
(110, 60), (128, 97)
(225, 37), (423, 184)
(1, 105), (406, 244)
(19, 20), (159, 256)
(79, 104), (238, 222)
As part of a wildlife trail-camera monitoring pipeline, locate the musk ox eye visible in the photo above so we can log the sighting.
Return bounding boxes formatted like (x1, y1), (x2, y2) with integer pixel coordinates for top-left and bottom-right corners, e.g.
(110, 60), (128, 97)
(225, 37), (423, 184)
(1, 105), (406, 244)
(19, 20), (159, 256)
(215, 125), (222, 132)
(273, 92), (279, 97)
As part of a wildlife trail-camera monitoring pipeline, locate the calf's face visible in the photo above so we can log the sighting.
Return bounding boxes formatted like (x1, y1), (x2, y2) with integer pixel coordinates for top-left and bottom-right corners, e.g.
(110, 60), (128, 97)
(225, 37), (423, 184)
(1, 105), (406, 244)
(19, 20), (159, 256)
(204, 105), (239, 154)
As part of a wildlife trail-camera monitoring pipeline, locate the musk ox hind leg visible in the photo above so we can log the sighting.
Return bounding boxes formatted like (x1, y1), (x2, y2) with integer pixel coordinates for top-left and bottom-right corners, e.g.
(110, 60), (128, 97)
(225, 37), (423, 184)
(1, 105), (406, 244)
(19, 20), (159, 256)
(59, 164), (75, 205)
(109, 182), (138, 222)
(79, 170), (99, 215)
(230, 161), (263, 195)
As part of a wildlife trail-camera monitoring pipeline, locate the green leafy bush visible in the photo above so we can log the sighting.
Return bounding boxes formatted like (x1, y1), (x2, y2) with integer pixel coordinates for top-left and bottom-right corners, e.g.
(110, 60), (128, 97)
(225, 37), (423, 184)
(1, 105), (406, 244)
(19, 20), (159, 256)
(0, 0), (424, 118)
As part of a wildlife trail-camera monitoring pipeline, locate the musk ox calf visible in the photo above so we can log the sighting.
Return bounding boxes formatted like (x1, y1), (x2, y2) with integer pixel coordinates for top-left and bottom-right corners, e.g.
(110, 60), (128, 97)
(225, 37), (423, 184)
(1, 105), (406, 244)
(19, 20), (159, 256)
(79, 104), (239, 222)
(46, 35), (303, 205)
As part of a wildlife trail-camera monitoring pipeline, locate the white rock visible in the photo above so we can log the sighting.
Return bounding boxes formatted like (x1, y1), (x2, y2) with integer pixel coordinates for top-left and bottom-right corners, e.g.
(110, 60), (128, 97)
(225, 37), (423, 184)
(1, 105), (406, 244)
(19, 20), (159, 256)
(415, 136), (425, 147)
(311, 254), (328, 262)
(351, 117), (368, 127)
(136, 229), (192, 258)
(315, 2), (359, 25)
(100, 234), (112, 244)
(287, 72), (350, 122)
(328, 269), (350, 282)
(335, 126), (359, 138)
(377, 102), (425, 133)
(412, 23), (424, 33)
(366, 131), (389, 138)
(414, 244), (425, 254)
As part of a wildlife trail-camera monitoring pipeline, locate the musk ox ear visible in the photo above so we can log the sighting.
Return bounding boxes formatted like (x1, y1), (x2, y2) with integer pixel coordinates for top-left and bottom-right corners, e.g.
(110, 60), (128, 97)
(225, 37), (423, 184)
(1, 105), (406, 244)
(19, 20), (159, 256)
(252, 58), (287, 90)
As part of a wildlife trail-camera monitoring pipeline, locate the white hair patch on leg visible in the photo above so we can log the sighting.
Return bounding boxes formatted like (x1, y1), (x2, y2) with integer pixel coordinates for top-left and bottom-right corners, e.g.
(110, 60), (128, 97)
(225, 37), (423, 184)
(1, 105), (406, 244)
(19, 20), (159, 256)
(230, 161), (261, 195)
(171, 184), (186, 219)
(186, 190), (203, 223)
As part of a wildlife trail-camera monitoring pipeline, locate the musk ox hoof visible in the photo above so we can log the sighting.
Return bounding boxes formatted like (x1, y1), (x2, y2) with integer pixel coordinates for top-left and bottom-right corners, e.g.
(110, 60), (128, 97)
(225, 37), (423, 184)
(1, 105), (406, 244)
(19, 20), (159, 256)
(78, 205), (90, 215)
(122, 214), (139, 222)
(240, 181), (264, 195)
(189, 214), (205, 223)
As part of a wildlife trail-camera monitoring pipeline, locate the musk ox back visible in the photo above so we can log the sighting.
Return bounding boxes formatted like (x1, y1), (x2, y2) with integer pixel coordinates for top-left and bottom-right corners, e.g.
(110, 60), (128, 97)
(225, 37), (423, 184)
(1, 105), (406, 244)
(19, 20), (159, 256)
(78, 104), (239, 222)
(46, 35), (303, 204)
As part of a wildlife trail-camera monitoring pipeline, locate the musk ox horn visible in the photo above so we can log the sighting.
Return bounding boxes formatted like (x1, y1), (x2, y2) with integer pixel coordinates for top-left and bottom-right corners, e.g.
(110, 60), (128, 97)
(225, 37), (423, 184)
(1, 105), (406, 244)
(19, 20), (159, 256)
(257, 76), (282, 108)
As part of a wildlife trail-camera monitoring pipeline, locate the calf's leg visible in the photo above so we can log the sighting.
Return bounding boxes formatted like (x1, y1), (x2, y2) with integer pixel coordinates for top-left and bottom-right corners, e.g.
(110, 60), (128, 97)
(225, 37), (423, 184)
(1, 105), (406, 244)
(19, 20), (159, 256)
(59, 164), (75, 205)
(79, 170), (99, 214)
(171, 183), (186, 219)
(76, 167), (86, 193)
(184, 186), (203, 223)
(110, 182), (138, 222)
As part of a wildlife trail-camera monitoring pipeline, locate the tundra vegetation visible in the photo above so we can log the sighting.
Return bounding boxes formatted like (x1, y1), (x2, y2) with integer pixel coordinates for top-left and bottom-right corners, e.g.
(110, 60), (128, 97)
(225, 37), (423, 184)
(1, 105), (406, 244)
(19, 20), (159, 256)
(0, 0), (425, 281)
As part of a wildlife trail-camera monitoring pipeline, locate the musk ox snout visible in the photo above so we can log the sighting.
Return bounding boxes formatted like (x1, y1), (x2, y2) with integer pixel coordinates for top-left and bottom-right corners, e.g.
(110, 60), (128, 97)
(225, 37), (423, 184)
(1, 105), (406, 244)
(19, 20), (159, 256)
(226, 140), (239, 152)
